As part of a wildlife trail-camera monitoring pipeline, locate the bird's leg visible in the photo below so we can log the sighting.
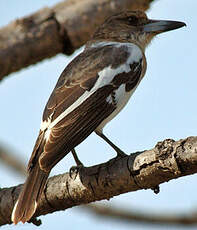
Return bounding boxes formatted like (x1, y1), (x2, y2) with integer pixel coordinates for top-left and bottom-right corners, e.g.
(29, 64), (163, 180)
(69, 149), (84, 178)
(71, 149), (83, 166)
(95, 131), (127, 158)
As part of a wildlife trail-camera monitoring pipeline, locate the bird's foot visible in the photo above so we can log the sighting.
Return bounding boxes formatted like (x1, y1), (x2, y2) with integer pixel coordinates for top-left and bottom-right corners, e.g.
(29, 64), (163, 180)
(69, 164), (84, 179)
(152, 185), (160, 194)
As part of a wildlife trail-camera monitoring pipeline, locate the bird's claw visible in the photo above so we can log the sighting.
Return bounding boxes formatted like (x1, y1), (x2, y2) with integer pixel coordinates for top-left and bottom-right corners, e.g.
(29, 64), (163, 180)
(152, 185), (160, 194)
(69, 164), (84, 179)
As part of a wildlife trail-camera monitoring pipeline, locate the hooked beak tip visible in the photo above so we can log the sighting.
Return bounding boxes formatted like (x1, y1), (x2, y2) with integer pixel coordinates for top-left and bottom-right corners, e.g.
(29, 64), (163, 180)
(143, 20), (186, 34)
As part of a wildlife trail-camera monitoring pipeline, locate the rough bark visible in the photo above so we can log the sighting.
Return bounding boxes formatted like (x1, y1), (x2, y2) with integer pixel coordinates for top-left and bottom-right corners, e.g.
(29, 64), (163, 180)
(0, 0), (154, 81)
(0, 136), (196, 226)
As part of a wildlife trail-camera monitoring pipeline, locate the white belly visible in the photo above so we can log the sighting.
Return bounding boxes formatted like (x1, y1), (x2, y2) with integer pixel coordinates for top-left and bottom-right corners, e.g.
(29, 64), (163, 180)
(96, 84), (134, 132)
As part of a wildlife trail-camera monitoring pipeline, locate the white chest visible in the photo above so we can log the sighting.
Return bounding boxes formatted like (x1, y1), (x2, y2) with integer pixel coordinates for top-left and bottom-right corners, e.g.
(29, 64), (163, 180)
(96, 83), (138, 132)
(94, 42), (145, 132)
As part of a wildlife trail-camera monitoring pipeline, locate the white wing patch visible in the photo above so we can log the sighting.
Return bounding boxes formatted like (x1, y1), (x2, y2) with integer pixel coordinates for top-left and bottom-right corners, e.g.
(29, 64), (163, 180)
(40, 111), (55, 139)
(44, 128), (51, 141)
(11, 200), (19, 223)
(41, 42), (143, 137)
(40, 119), (51, 131)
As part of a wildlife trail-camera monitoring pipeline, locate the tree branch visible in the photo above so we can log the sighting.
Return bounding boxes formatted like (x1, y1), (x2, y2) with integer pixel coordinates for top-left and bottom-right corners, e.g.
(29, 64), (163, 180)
(0, 145), (26, 176)
(0, 136), (196, 226)
(85, 204), (197, 226)
(0, 0), (154, 80)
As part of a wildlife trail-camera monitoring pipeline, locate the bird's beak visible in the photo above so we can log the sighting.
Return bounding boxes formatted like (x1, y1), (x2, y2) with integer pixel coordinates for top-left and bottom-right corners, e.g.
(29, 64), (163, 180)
(142, 19), (186, 34)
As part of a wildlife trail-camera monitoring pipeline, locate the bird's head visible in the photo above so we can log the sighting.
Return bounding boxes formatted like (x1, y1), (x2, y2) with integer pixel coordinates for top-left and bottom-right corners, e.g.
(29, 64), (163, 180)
(92, 11), (186, 50)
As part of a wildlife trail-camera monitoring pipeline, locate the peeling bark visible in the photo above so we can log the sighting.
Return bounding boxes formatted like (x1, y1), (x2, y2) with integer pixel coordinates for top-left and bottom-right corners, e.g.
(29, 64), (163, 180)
(0, 0), (153, 80)
(0, 136), (196, 226)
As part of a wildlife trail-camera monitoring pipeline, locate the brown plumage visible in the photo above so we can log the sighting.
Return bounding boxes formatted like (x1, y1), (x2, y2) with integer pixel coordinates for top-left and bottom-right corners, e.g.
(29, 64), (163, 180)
(11, 11), (185, 224)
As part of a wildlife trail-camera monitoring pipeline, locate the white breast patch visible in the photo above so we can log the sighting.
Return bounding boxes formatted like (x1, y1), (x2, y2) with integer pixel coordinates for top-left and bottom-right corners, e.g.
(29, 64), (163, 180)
(96, 81), (140, 132)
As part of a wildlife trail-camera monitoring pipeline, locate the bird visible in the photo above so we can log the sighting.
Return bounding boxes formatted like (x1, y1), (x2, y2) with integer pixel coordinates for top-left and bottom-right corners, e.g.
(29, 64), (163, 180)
(11, 10), (186, 224)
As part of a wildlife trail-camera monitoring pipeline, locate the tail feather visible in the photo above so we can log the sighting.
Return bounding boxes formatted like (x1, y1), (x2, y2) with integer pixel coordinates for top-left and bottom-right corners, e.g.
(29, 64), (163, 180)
(11, 163), (49, 224)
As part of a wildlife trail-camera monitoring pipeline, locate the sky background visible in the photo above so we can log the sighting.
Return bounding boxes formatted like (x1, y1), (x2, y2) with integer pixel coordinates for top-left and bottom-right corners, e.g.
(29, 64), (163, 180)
(0, 0), (197, 229)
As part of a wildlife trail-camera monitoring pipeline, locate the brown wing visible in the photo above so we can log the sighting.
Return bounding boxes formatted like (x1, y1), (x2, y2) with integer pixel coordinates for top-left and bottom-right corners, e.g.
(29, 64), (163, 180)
(28, 43), (142, 172)
(39, 85), (115, 170)
(42, 44), (129, 122)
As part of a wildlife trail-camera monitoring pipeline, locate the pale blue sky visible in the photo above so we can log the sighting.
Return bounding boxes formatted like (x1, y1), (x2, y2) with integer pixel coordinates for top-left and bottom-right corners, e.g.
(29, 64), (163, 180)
(0, 0), (197, 229)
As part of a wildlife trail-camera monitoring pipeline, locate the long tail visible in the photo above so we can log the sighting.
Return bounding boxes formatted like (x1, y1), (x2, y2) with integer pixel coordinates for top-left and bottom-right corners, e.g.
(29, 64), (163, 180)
(11, 163), (49, 224)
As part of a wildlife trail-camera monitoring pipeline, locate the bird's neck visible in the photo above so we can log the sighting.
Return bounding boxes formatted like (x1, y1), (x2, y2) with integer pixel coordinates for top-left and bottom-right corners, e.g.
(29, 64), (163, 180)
(86, 39), (145, 52)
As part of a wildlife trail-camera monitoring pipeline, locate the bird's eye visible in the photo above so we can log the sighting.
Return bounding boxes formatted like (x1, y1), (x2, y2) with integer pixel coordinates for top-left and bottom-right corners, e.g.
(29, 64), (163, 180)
(128, 16), (138, 25)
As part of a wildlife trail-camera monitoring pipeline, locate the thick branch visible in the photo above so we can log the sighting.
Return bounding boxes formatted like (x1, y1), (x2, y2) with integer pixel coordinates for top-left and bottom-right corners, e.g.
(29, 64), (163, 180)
(0, 0), (154, 80)
(0, 136), (196, 226)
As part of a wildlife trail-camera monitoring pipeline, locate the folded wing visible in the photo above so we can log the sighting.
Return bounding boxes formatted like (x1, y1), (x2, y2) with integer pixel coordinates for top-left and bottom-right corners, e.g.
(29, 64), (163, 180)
(28, 42), (143, 172)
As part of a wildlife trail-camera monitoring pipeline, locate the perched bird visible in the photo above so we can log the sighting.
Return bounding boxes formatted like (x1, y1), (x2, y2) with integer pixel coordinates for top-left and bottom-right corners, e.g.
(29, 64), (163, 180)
(11, 11), (185, 224)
